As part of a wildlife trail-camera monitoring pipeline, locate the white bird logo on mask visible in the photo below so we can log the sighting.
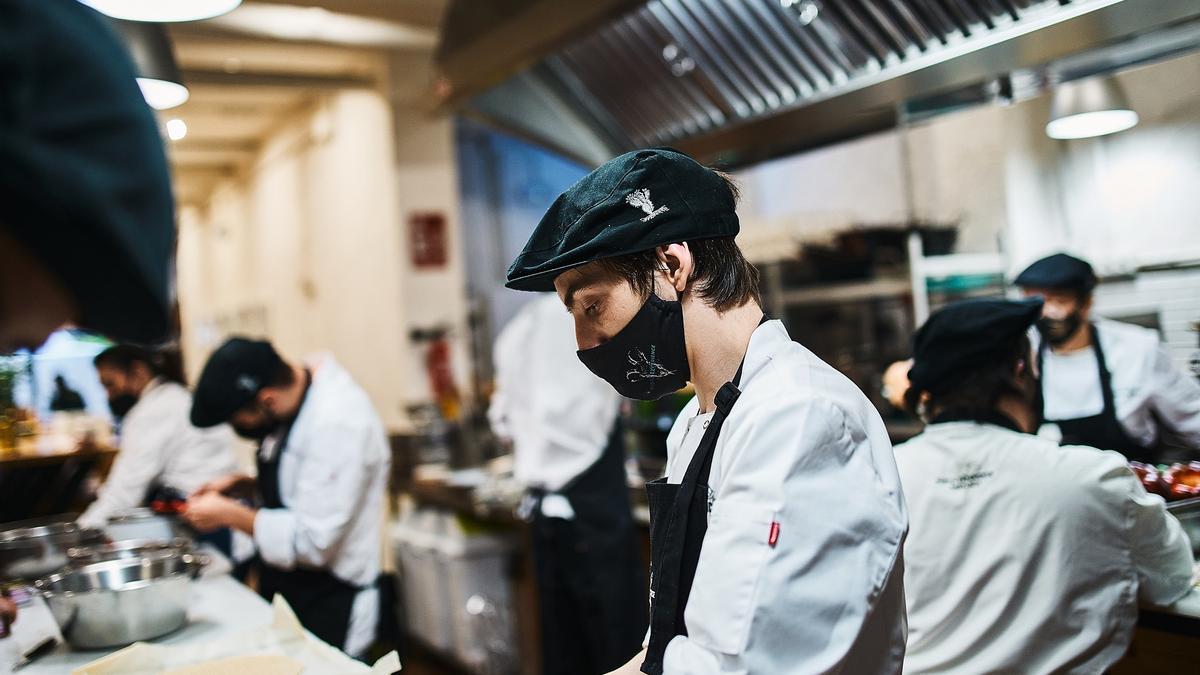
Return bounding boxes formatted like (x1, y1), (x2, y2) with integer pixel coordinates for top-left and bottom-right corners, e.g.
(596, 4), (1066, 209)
(626, 346), (675, 382)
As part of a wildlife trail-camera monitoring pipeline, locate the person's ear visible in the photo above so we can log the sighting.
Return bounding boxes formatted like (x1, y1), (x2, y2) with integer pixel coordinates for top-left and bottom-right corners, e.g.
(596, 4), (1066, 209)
(656, 243), (693, 293)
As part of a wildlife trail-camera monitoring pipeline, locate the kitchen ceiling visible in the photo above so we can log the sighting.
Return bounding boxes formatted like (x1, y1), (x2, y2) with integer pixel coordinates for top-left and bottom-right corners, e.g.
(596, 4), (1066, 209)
(438, 0), (1200, 166)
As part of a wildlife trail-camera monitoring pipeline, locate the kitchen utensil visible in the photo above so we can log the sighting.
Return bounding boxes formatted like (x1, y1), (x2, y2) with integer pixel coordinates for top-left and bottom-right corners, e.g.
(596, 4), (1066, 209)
(0, 516), (105, 581)
(34, 551), (206, 648)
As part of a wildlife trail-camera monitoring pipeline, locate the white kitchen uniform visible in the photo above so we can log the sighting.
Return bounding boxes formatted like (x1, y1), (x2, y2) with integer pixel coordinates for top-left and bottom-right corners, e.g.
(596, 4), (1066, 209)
(253, 355), (390, 657)
(1038, 317), (1200, 449)
(896, 421), (1194, 674)
(488, 293), (621, 494)
(78, 378), (237, 528)
(656, 319), (908, 673)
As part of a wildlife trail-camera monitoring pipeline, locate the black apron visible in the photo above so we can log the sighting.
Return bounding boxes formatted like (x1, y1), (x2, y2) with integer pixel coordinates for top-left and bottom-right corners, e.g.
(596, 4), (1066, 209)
(1037, 323), (1154, 462)
(641, 343), (756, 675)
(530, 421), (647, 675)
(254, 372), (366, 652)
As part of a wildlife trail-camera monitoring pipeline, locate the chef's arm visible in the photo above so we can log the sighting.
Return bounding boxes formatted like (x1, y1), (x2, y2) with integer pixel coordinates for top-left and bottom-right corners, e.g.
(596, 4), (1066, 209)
(78, 422), (169, 528)
(1147, 345), (1200, 447)
(253, 423), (373, 570)
(1112, 460), (1196, 605)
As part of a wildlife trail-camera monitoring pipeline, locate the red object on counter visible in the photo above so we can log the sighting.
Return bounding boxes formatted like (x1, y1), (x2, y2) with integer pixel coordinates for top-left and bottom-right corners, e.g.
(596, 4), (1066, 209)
(1128, 462), (1163, 496)
(1162, 462), (1200, 500)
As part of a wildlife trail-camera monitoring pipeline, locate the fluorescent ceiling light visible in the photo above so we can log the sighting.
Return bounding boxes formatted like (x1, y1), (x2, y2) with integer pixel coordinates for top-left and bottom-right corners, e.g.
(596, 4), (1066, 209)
(138, 78), (190, 110)
(1046, 75), (1139, 140)
(113, 20), (189, 110)
(165, 118), (188, 141)
(80, 0), (242, 23)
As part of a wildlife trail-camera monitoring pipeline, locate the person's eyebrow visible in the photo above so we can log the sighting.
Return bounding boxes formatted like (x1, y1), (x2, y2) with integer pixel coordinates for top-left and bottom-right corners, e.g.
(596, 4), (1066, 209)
(562, 268), (599, 313)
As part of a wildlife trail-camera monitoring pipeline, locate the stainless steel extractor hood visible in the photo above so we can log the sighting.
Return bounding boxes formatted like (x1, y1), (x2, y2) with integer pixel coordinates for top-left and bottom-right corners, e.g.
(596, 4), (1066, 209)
(436, 0), (1200, 167)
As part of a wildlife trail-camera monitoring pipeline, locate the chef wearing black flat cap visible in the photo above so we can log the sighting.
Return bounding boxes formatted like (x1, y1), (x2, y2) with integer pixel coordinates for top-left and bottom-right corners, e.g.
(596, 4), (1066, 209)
(896, 298), (1194, 674)
(1014, 253), (1200, 461)
(507, 148), (908, 675)
(183, 338), (390, 658)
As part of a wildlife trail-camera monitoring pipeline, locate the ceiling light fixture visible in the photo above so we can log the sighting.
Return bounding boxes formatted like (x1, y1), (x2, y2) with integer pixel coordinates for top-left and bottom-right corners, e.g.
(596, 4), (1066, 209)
(79, 0), (242, 23)
(1046, 75), (1139, 140)
(165, 118), (188, 141)
(113, 20), (189, 110)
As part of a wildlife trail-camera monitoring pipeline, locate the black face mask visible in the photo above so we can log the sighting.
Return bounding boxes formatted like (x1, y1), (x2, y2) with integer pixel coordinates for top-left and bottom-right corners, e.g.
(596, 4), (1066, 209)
(107, 393), (138, 419)
(577, 293), (690, 401)
(1036, 311), (1084, 347)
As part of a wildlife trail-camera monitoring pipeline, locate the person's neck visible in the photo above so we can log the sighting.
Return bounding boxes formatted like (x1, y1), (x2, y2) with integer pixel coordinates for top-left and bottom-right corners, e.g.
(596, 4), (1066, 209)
(994, 395), (1037, 434)
(1052, 320), (1092, 354)
(685, 300), (764, 413)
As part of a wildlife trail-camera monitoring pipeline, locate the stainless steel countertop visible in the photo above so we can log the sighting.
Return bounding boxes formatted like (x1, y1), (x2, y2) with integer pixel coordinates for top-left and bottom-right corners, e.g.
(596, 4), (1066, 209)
(15, 574), (272, 673)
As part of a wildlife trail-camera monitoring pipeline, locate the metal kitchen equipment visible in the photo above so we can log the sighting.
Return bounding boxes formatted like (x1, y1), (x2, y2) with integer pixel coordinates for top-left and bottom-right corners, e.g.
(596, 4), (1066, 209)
(0, 516), (105, 581)
(34, 550), (206, 648)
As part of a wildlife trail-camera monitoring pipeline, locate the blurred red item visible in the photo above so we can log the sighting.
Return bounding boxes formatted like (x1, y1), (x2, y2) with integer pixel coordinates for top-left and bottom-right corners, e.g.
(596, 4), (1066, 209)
(1128, 461), (1163, 496)
(1161, 462), (1200, 501)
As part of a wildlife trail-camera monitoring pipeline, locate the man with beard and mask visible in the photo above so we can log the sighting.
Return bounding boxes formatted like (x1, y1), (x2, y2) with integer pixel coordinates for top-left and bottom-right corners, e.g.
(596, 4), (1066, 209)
(506, 148), (908, 675)
(182, 338), (390, 659)
(895, 297), (1194, 674)
(1015, 253), (1200, 462)
(77, 345), (237, 536)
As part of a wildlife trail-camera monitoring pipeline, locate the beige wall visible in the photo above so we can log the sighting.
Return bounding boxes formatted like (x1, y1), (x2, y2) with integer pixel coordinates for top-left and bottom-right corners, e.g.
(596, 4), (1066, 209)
(177, 81), (468, 433)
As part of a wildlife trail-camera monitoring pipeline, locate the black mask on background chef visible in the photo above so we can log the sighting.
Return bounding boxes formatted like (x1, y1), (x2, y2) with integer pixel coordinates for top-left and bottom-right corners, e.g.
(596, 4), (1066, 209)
(107, 393), (138, 420)
(231, 404), (283, 441)
(1036, 311), (1084, 347)
(577, 293), (690, 400)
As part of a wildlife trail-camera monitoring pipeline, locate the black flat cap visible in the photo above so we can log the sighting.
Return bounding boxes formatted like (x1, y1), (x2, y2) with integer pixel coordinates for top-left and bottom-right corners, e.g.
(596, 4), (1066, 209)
(191, 338), (286, 428)
(1013, 253), (1096, 294)
(0, 1), (175, 344)
(909, 298), (1043, 395)
(506, 148), (739, 292)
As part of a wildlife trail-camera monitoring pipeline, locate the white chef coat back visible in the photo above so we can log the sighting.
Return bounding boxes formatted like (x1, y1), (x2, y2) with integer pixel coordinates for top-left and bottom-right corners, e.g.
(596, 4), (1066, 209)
(252, 354), (390, 657)
(659, 319), (909, 674)
(78, 378), (237, 528)
(895, 422), (1194, 674)
(488, 293), (621, 492)
(1038, 317), (1200, 448)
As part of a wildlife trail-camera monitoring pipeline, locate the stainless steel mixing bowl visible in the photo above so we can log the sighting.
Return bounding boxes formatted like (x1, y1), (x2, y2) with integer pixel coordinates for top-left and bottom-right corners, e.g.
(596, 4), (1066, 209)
(34, 551), (205, 648)
(0, 516), (105, 581)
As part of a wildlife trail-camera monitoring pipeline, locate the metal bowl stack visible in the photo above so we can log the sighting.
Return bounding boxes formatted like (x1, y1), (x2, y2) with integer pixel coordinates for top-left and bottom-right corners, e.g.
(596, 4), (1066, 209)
(34, 542), (206, 648)
(0, 516), (105, 581)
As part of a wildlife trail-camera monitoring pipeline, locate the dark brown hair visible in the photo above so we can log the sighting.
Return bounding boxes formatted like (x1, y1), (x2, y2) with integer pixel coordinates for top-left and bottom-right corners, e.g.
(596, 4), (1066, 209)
(598, 171), (760, 312)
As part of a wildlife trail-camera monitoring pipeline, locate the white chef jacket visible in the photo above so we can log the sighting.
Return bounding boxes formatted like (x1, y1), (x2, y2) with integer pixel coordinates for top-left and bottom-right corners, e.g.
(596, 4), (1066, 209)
(488, 293), (621, 493)
(253, 355), (391, 657)
(657, 319), (909, 674)
(78, 378), (237, 528)
(896, 422), (1194, 674)
(1038, 317), (1200, 449)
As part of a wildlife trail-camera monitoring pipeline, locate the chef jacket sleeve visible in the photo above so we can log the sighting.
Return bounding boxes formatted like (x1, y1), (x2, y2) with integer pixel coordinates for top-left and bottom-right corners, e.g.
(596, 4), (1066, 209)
(1145, 345), (1200, 448)
(662, 396), (905, 674)
(78, 415), (171, 528)
(253, 422), (376, 570)
(1110, 458), (1196, 605)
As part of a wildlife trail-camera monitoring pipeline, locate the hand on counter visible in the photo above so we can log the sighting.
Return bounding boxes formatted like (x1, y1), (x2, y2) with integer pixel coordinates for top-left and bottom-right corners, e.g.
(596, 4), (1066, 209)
(182, 492), (257, 536)
(190, 473), (256, 500)
(0, 594), (16, 637)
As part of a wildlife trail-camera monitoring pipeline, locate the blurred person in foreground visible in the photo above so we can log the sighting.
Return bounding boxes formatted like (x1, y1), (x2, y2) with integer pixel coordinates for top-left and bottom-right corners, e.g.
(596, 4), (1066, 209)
(895, 297), (1194, 674)
(0, 0), (176, 638)
(489, 293), (647, 674)
(183, 338), (390, 658)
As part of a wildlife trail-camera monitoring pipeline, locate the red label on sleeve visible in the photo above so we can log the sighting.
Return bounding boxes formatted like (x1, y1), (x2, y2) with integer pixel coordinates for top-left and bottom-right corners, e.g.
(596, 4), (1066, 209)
(768, 521), (780, 547)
